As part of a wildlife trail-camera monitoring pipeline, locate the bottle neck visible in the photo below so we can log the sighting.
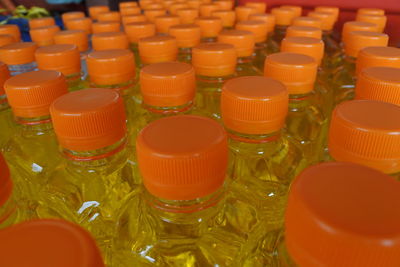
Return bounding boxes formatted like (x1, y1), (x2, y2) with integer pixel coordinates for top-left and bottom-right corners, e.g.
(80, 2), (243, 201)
(15, 115), (53, 133)
(288, 92), (314, 111)
(178, 47), (192, 55)
(90, 79), (135, 96)
(196, 73), (235, 84)
(237, 55), (254, 64)
(228, 129), (282, 144)
(143, 100), (193, 115)
(145, 186), (224, 224)
(201, 36), (217, 43)
(62, 137), (128, 168)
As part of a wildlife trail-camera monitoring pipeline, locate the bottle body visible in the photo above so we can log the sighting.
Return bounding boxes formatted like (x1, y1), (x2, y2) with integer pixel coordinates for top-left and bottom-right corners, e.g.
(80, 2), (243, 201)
(8, 61), (37, 76)
(236, 56), (262, 76)
(285, 92), (328, 164)
(0, 101), (14, 149)
(331, 56), (356, 105)
(0, 196), (25, 229)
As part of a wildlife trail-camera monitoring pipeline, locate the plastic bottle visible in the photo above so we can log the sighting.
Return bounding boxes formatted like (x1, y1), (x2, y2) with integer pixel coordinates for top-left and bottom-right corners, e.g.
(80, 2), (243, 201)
(235, 6), (257, 22)
(97, 11), (121, 23)
(221, 76), (306, 230)
(3, 70), (68, 211)
(0, 25), (21, 42)
(92, 21), (121, 34)
(270, 7), (296, 45)
(114, 115), (238, 266)
(194, 16), (223, 43)
(154, 15), (180, 35)
(89, 5), (110, 20)
(124, 22), (156, 67)
(30, 25), (61, 47)
(87, 49), (136, 123)
(212, 10), (236, 29)
(40, 88), (137, 261)
(0, 63), (13, 148)
(248, 13), (278, 57)
(29, 17), (55, 29)
(35, 44), (85, 92)
(355, 67), (400, 105)
(218, 29), (262, 76)
(192, 43), (237, 119)
(0, 153), (23, 229)
(0, 42), (37, 76)
(177, 8), (199, 24)
(53, 30), (90, 79)
(332, 31), (388, 105)
(138, 35), (178, 69)
(62, 11), (85, 25)
(278, 162), (400, 267)
(235, 20), (268, 71)
(92, 32), (129, 51)
(122, 14), (146, 26)
(328, 100), (400, 178)
(0, 219), (105, 267)
(169, 24), (201, 63)
(265, 52), (327, 164)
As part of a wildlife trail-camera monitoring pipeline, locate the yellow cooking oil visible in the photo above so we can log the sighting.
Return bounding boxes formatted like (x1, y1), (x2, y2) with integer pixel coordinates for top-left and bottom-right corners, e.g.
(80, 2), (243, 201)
(0, 62), (13, 149)
(331, 31), (388, 106)
(192, 43), (237, 120)
(328, 100), (400, 180)
(249, 13), (279, 57)
(235, 20), (269, 72)
(265, 52), (328, 164)
(270, 7), (296, 45)
(0, 152), (26, 229)
(2, 70), (67, 214)
(34, 44), (87, 92)
(86, 49), (137, 126)
(218, 30), (262, 76)
(221, 76), (306, 234)
(277, 162), (400, 267)
(37, 88), (138, 263)
(169, 24), (201, 64)
(113, 115), (249, 266)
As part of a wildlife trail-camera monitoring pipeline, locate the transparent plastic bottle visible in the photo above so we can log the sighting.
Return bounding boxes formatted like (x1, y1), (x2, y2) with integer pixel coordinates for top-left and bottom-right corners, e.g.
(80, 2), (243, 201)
(221, 76), (306, 233)
(39, 88), (137, 261)
(169, 24), (201, 63)
(177, 8), (199, 24)
(114, 115), (246, 266)
(124, 22), (156, 68)
(192, 42), (237, 120)
(3, 70), (68, 212)
(0, 219), (105, 267)
(248, 13), (279, 58)
(212, 10), (235, 29)
(328, 100), (400, 179)
(29, 25), (60, 47)
(356, 67), (400, 105)
(0, 153), (24, 229)
(0, 25), (21, 42)
(235, 20), (268, 71)
(138, 35), (178, 69)
(0, 62), (13, 148)
(89, 5), (110, 20)
(92, 32), (129, 51)
(270, 7), (296, 45)
(29, 17), (55, 29)
(53, 29), (90, 79)
(0, 42), (37, 76)
(87, 49), (137, 124)
(35, 44), (86, 92)
(265, 52), (327, 164)
(154, 15), (180, 35)
(235, 6), (257, 22)
(277, 162), (400, 267)
(194, 16), (223, 43)
(218, 29), (262, 76)
(332, 31), (388, 105)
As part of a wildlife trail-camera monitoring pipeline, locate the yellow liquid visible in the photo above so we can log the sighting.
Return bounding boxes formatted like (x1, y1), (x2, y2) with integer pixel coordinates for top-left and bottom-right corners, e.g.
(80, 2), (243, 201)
(285, 92), (328, 165)
(3, 118), (61, 213)
(177, 47), (192, 64)
(272, 25), (288, 46)
(130, 43), (142, 77)
(0, 101), (14, 149)
(196, 74), (235, 120)
(322, 30), (341, 58)
(227, 131), (307, 230)
(66, 72), (88, 92)
(236, 57), (263, 77)
(315, 71), (335, 119)
(37, 139), (138, 262)
(0, 196), (27, 229)
(253, 37), (280, 72)
(113, 186), (252, 266)
(331, 56), (356, 106)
